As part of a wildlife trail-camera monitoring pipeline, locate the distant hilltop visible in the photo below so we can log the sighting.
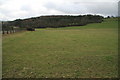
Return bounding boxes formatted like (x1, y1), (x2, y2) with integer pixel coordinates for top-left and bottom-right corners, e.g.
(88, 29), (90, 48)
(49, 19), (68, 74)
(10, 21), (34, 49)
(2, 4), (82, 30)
(2, 14), (103, 28)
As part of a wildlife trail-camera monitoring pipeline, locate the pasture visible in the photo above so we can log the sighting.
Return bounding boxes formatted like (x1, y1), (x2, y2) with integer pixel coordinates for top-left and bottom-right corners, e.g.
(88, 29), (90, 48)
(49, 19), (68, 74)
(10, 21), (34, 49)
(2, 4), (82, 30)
(2, 18), (118, 78)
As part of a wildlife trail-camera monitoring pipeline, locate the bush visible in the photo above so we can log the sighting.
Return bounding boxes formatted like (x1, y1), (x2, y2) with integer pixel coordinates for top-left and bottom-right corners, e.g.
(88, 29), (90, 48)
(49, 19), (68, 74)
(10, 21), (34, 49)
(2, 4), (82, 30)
(26, 28), (35, 31)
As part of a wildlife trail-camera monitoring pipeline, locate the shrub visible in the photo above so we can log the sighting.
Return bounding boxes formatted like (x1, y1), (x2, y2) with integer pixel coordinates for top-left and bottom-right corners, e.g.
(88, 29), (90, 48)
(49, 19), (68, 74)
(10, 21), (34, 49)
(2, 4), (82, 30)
(26, 28), (35, 31)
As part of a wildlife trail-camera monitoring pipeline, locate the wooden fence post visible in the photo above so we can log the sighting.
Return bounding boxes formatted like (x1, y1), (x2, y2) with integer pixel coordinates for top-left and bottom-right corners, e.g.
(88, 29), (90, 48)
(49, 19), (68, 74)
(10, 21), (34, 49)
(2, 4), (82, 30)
(2, 30), (4, 34)
(7, 30), (8, 34)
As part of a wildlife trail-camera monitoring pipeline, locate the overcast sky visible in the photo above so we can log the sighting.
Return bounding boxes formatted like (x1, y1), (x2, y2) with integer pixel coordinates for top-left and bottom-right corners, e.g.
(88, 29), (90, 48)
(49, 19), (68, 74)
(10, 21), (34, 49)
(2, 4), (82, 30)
(0, 0), (119, 21)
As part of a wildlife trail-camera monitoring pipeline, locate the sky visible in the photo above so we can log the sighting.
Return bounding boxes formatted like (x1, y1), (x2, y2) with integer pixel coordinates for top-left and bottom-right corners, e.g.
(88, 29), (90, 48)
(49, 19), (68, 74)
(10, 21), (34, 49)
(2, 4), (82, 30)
(0, 0), (119, 21)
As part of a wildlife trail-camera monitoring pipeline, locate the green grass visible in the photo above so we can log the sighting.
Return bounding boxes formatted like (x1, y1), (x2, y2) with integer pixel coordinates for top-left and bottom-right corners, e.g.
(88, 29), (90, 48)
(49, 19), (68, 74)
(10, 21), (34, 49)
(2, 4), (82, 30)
(3, 18), (118, 78)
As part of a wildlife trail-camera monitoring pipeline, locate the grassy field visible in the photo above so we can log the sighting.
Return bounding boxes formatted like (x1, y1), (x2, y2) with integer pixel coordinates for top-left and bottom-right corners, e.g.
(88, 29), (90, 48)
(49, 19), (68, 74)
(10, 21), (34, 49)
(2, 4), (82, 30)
(3, 18), (118, 78)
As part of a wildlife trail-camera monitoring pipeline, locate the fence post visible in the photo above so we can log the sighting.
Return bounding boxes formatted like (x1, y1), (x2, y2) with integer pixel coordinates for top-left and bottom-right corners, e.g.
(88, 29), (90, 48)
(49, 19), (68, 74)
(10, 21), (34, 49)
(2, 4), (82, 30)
(2, 30), (4, 34)
(7, 30), (8, 34)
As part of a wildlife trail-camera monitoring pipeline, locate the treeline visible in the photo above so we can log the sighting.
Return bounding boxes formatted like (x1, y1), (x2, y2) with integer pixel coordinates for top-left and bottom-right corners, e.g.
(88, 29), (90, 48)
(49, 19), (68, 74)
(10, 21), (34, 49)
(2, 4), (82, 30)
(3, 14), (104, 29)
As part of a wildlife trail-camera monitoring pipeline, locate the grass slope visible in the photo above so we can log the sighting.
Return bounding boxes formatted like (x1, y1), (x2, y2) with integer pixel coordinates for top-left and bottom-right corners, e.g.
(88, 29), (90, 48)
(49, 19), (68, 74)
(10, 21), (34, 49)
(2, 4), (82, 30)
(3, 18), (118, 78)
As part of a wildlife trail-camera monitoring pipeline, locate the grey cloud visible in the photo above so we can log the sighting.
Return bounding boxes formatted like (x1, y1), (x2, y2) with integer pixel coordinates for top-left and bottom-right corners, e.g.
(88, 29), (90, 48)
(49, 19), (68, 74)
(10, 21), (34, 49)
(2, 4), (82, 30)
(0, 0), (119, 21)
(44, 1), (118, 16)
(81, 2), (118, 16)
(20, 5), (32, 11)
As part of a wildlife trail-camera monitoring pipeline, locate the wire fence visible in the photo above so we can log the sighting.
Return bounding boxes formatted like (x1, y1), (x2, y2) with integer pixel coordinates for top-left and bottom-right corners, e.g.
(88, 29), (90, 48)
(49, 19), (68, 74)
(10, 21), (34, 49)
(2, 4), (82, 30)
(1, 21), (26, 34)
(2, 28), (26, 34)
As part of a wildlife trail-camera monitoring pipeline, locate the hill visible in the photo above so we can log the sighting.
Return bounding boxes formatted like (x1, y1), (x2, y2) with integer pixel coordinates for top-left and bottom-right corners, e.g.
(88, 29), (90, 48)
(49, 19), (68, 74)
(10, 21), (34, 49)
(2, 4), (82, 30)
(2, 14), (103, 29)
